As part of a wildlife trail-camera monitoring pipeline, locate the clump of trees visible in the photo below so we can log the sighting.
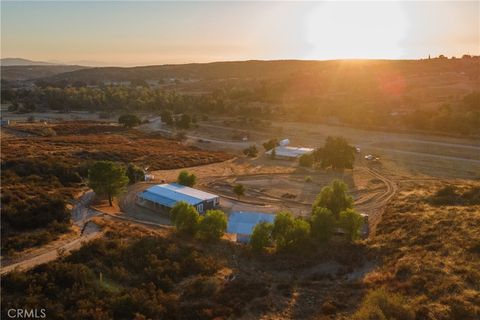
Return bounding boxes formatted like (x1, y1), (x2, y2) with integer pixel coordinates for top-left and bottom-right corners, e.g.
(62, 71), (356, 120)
(88, 161), (129, 206)
(311, 136), (356, 171)
(177, 170), (197, 187)
(118, 114), (142, 128)
(243, 145), (258, 158)
(170, 202), (227, 241)
(250, 179), (364, 253)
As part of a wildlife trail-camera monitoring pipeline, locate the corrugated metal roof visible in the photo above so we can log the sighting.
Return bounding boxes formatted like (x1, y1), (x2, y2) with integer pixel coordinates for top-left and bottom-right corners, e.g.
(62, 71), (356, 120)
(139, 183), (218, 208)
(266, 146), (314, 158)
(227, 211), (275, 236)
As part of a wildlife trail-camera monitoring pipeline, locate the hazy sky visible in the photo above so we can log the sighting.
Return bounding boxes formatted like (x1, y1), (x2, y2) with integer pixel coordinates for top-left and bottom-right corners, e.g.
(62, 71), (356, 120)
(1, 1), (479, 66)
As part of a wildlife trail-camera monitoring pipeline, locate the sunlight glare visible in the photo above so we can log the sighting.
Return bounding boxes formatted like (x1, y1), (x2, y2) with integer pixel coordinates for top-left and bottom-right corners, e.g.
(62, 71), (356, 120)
(306, 2), (409, 59)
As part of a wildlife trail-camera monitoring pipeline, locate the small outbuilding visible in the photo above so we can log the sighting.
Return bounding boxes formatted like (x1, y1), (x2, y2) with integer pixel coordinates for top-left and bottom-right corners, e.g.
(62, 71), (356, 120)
(227, 211), (275, 243)
(136, 183), (220, 214)
(266, 146), (314, 160)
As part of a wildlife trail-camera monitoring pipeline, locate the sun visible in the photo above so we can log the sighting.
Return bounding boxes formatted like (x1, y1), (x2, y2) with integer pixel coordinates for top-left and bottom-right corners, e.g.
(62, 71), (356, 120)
(306, 2), (409, 60)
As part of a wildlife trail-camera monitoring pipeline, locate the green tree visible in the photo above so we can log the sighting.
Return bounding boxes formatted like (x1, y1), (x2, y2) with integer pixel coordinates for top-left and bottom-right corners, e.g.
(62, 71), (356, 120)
(310, 207), (336, 243)
(233, 184), (245, 199)
(88, 161), (129, 206)
(198, 210), (227, 241)
(170, 201), (200, 235)
(126, 164), (145, 184)
(272, 212), (310, 251)
(118, 114), (142, 128)
(177, 170), (196, 187)
(160, 110), (174, 125)
(315, 136), (355, 170)
(339, 208), (364, 242)
(313, 179), (353, 218)
(250, 222), (273, 253)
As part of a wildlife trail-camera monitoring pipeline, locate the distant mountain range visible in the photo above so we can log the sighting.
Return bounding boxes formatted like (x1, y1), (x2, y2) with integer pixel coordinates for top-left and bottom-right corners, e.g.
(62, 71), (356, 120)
(0, 58), (63, 66)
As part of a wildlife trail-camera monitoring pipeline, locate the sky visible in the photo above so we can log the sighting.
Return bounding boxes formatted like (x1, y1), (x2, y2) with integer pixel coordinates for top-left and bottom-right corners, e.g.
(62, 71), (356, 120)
(1, 1), (479, 66)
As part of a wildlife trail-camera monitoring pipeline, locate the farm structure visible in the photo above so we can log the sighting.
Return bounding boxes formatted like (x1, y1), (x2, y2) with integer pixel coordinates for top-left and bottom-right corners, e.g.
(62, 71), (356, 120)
(227, 211), (276, 243)
(266, 146), (314, 160)
(136, 183), (220, 214)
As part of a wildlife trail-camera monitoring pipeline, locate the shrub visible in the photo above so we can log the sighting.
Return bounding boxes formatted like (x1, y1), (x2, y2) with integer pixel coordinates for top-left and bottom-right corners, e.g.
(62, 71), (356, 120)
(352, 288), (415, 320)
(198, 210), (227, 241)
(118, 114), (142, 128)
(250, 222), (273, 253)
(310, 207), (336, 243)
(339, 209), (364, 242)
(170, 202), (200, 235)
(305, 176), (313, 183)
(233, 184), (245, 199)
(177, 170), (196, 187)
(243, 145), (258, 158)
(313, 179), (353, 218)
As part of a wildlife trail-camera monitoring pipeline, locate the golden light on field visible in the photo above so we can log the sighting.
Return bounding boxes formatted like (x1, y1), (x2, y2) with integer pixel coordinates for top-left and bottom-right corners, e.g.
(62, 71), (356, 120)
(306, 2), (408, 59)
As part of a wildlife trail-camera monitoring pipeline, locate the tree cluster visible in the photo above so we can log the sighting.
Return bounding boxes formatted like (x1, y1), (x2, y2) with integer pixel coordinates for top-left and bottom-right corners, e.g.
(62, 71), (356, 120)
(250, 179), (364, 253)
(170, 202), (227, 241)
(177, 170), (197, 187)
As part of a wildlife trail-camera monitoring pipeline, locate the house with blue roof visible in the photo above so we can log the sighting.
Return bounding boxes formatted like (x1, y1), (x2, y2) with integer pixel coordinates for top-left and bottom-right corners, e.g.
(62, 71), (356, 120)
(136, 183), (220, 214)
(227, 211), (276, 243)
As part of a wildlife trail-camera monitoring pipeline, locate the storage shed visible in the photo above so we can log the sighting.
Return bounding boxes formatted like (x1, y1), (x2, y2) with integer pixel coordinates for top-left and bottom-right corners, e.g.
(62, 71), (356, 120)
(136, 183), (220, 214)
(266, 146), (314, 160)
(227, 211), (275, 243)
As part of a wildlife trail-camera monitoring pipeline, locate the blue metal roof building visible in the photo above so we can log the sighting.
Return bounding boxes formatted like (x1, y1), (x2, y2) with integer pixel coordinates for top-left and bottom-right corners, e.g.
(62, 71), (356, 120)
(227, 211), (276, 243)
(137, 183), (220, 213)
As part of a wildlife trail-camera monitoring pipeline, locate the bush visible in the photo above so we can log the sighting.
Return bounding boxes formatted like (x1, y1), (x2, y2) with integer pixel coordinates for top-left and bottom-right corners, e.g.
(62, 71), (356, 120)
(313, 179), (353, 218)
(118, 114), (142, 128)
(170, 202), (200, 235)
(310, 207), (336, 243)
(305, 176), (313, 183)
(243, 145), (258, 158)
(250, 222), (273, 253)
(352, 288), (415, 320)
(177, 170), (196, 187)
(233, 184), (245, 199)
(339, 209), (364, 242)
(198, 210), (227, 241)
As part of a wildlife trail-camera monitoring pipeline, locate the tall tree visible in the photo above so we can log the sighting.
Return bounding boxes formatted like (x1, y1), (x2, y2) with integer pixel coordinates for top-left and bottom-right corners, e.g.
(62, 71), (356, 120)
(315, 136), (355, 170)
(339, 209), (364, 242)
(198, 210), (227, 241)
(313, 179), (353, 218)
(88, 161), (129, 206)
(310, 207), (336, 243)
(170, 201), (200, 235)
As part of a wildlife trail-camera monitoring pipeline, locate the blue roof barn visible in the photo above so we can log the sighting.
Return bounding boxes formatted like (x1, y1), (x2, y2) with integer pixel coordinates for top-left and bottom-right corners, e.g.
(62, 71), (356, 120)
(227, 211), (275, 243)
(136, 183), (220, 214)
